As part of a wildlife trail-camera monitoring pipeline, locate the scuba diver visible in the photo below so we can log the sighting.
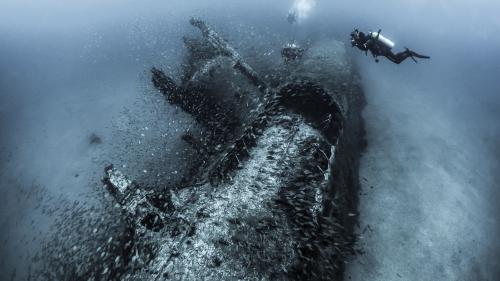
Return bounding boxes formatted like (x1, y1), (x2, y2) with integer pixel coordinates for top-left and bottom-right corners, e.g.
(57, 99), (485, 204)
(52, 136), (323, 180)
(287, 10), (298, 24)
(282, 42), (305, 62)
(350, 29), (430, 64)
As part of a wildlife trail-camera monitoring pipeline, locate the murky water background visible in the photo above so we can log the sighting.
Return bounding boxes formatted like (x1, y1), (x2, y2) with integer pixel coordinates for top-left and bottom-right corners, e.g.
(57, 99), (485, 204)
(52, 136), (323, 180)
(1, 1), (499, 280)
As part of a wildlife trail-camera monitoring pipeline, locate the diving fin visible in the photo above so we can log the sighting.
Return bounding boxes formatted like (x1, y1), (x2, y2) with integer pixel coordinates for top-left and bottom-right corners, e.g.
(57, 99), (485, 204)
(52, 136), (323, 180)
(405, 47), (430, 63)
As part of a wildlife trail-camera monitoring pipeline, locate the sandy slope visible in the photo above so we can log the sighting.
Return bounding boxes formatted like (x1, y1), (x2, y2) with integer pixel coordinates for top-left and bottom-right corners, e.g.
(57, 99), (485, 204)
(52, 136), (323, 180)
(346, 61), (500, 281)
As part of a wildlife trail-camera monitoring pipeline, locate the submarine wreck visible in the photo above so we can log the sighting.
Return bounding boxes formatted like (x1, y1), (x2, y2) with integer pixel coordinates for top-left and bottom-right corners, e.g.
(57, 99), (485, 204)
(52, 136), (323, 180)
(37, 18), (365, 281)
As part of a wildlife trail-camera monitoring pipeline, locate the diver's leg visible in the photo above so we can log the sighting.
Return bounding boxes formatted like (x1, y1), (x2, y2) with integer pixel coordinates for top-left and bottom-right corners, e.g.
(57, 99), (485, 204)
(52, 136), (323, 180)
(385, 51), (407, 64)
(406, 48), (430, 59)
(386, 49), (430, 64)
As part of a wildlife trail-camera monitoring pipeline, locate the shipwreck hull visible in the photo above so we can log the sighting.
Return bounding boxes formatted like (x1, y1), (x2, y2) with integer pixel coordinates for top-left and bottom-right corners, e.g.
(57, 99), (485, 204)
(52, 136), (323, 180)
(36, 18), (365, 281)
(115, 19), (365, 280)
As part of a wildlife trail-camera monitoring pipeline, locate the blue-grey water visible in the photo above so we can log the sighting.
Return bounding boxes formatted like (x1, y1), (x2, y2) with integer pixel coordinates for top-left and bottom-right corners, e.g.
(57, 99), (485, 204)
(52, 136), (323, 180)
(1, 1), (499, 280)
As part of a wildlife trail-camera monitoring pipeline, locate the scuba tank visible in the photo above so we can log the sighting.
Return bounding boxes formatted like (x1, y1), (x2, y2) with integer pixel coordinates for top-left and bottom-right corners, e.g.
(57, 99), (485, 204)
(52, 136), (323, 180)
(369, 31), (395, 49)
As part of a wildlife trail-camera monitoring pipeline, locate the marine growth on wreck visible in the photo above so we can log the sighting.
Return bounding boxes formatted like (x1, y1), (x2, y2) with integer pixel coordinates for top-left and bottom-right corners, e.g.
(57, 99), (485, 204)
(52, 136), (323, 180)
(37, 18), (365, 281)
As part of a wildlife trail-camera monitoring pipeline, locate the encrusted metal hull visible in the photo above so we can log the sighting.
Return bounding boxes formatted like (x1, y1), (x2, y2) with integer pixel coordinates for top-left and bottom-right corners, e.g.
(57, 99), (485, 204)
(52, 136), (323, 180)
(105, 19), (365, 281)
(37, 18), (365, 281)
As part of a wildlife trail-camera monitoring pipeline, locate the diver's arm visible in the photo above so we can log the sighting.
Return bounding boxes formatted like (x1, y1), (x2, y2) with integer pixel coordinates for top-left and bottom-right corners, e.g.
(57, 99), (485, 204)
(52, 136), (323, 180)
(363, 38), (373, 51)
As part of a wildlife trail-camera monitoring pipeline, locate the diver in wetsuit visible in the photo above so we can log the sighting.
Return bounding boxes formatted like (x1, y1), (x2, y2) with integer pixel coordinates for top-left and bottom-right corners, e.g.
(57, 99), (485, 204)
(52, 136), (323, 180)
(350, 29), (430, 64)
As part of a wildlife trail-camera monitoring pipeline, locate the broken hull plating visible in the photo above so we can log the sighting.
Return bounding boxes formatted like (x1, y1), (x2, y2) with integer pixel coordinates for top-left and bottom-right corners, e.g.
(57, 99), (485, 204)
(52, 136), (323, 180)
(37, 19), (365, 281)
(122, 20), (365, 281)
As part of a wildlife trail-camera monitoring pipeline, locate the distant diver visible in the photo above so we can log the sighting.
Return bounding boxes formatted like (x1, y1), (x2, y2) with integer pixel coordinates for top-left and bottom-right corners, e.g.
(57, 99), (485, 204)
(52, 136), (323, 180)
(282, 42), (305, 62)
(287, 10), (298, 24)
(350, 29), (430, 64)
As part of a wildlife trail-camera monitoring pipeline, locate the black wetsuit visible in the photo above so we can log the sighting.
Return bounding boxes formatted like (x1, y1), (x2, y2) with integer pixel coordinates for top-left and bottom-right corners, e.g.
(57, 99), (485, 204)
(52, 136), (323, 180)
(351, 30), (430, 64)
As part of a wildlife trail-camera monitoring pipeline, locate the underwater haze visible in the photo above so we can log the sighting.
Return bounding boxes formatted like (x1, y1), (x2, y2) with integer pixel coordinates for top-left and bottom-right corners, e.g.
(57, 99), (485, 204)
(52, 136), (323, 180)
(1, 0), (499, 280)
